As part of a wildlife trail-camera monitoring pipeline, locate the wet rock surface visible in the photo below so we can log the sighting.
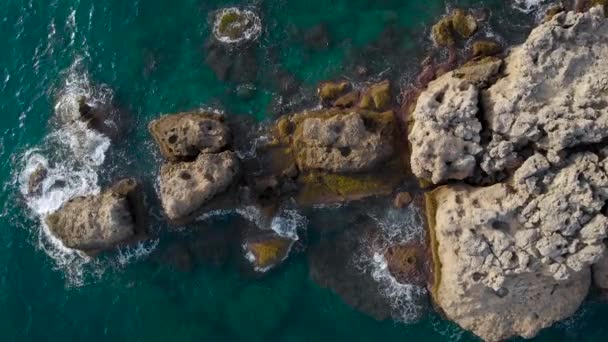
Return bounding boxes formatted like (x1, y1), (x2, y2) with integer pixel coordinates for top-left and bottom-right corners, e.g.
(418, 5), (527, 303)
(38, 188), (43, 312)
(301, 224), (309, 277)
(45, 179), (147, 255)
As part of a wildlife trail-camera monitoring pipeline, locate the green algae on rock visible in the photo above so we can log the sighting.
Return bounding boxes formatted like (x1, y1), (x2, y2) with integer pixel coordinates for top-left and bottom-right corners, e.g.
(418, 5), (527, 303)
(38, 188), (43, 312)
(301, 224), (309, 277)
(213, 7), (262, 44)
(244, 235), (294, 272)
(431, 9), (478, 47)
(471, 40), (502, 58)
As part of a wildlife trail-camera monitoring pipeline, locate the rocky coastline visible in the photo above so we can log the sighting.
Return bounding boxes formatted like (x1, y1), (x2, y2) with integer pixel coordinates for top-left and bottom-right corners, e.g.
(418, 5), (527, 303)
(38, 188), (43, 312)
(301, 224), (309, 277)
(32, 3), (608, 342)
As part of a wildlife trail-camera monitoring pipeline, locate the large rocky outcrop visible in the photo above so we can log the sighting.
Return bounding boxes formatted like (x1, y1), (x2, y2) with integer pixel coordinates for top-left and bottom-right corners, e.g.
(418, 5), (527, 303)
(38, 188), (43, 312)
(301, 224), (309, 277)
(410, 7), (608, 184)
(427, 153), (608, 341)
(264, 81), (406, 206)
(149, 112), (230, 162)
(45, 179), (147, 255)
(411, 7), (608, 341)
(481, 7), (608, 173)
(150, 111), (240, 223)
(159, 151), (239, 222)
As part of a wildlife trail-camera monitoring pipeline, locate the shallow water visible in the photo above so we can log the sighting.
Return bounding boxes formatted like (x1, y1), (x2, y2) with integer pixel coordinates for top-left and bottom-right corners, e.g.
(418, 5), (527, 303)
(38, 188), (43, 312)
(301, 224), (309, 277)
(2, 0), (608, 341)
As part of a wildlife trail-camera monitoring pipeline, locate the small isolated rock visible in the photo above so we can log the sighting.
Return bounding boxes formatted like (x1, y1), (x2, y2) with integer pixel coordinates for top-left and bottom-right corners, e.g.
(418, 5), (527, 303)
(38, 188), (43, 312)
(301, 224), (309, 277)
(149, 112), (230, 162)
(159, 151), (239, 222)
(471, 40), (502, 57)
(244, 234), (294, 272)
(45, 179), (147, 255)
(27, 164), (48, 196)
(393, 192), (413, 209)
(212, 7), (262, 44)
(358, 80), (391, 111)
(318, 81), (350, 104)
(384, 243), (427, 286)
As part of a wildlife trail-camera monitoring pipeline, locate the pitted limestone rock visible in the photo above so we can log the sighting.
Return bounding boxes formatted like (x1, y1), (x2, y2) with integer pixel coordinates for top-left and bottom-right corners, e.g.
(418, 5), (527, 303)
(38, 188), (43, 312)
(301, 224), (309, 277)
(430, 152), (608, 341)
(482, 7), (608, 171)
(409, 74), (482, 184)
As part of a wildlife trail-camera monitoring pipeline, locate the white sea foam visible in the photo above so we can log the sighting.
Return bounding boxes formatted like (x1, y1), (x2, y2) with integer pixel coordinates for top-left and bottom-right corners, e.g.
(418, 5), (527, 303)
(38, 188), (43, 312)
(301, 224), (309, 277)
(197, 205), (306, 242)
(512, 0), (547, 13)
(18, 60), (117, 285)
(356, 204), (427, 323)
(212, 7), (262, 44)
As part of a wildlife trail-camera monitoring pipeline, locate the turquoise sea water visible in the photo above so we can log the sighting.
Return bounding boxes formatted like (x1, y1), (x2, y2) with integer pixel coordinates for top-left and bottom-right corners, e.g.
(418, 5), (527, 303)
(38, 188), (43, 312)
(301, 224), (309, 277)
(2, 0), (608, 341)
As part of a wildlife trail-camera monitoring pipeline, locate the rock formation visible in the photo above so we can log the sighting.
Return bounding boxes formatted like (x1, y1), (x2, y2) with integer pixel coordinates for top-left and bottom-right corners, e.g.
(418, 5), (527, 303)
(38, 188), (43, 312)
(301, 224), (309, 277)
(411, 7), (608, 342)
(262, 81), (406, 206)
(45, 179), (147, 255)
(149, 112), (230, 162)
(150, 111), (240, 223)
(159, 151), (239, 222)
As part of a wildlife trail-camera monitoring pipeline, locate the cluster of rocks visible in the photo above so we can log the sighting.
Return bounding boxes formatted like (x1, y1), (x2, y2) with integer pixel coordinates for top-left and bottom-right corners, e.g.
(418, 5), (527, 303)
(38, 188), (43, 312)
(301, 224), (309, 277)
(410, 6), (608, 342)
(148, 112), (240, 223)
(38, 4), (608, 341)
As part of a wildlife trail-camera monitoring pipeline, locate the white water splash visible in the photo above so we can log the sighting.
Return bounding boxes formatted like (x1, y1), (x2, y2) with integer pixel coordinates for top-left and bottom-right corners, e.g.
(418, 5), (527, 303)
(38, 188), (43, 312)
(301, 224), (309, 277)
(198, 205), (307, 242)
(512, 0), (548, 13)
(356, 204), (428, 323)
(212, 7), (262, 44)
(18, 60), (153, 285)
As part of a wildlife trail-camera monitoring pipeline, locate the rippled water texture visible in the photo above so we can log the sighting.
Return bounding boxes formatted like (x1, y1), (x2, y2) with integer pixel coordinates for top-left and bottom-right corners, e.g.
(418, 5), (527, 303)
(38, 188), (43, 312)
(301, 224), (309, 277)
(2, 0), (608, 341)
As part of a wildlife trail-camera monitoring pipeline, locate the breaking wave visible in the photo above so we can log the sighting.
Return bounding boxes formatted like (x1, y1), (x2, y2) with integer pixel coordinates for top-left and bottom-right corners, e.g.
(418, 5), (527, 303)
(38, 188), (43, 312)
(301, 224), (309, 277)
(17, 60), (153, 285)
(356, 204), (428, 323)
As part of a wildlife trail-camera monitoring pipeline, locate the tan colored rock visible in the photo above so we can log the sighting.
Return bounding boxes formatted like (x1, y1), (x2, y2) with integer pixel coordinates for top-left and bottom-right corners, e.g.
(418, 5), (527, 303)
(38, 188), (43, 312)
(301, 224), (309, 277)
(482, 7), (608, 172)
(428, 151), (608, 341)
(393, 192), (413, 209)
(408, 73), (483, 183)
(149, 112), (230, 162)
(45, 179), (147, 255)
(293, 110), (396, 173)
(159, 151), (239, 222)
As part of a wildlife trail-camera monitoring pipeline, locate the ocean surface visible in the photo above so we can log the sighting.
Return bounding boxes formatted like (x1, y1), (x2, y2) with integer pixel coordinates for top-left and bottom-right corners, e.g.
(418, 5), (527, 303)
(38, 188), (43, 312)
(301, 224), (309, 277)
(2, 0), (608, 341)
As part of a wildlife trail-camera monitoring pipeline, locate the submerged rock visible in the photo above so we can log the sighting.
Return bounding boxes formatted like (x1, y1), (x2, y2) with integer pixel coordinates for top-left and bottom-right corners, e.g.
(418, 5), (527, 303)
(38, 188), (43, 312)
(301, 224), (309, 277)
(159, 151), (239, 222)
(45, 179), (147, 255)
(149, 112), (230, 162)
(393, 192), (412, 209)
(593, 249), (608, 292)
